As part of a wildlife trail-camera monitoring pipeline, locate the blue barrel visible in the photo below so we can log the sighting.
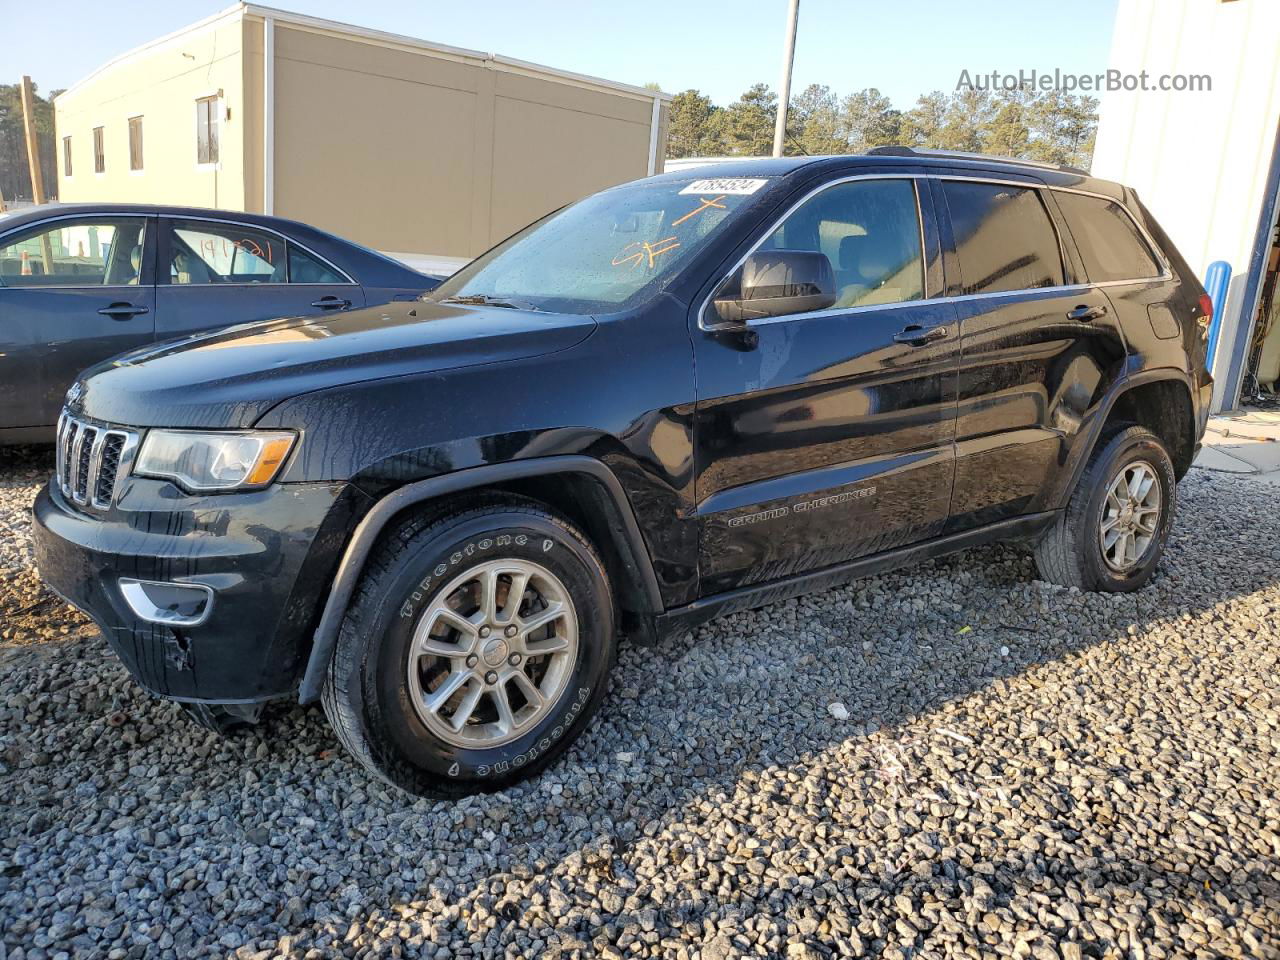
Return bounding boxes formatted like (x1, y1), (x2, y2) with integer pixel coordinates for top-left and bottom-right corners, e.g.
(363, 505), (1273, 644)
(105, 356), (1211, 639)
(1204, 260), (1232, 368)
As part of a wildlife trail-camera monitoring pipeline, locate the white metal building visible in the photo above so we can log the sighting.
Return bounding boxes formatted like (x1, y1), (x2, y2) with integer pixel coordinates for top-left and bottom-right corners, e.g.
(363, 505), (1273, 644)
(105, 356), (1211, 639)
(1092, 0), (1280, 411)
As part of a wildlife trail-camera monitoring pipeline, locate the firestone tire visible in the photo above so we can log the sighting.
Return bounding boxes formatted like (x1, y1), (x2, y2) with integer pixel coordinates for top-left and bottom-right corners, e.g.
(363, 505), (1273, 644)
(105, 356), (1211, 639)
(1034, 424), (1176, 593)
(321, 497), (616, 798)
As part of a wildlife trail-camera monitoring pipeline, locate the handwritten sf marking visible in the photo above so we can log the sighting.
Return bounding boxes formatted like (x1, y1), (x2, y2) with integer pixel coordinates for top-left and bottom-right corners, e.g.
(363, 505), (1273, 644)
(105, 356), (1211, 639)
(612, 237), (681, 269)
(671, 195), (727, 227)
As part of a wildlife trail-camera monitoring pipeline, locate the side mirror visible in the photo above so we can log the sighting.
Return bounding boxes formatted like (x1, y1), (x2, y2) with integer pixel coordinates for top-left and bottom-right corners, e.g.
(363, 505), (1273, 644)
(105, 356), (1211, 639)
(713, 250), (837, 324)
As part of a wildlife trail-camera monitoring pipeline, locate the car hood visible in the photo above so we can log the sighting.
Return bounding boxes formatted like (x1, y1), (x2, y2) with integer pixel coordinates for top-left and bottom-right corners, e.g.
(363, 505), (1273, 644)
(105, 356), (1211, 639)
(69, 301), (597, 429)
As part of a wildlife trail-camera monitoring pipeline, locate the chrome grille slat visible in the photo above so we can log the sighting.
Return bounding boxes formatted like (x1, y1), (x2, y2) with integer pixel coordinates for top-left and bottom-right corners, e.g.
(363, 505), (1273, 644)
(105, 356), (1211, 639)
(70, 425), (90, 501)
(74, 427), (97, 502)
(96, 434), (126, 505)
(55, 410), (138, 511)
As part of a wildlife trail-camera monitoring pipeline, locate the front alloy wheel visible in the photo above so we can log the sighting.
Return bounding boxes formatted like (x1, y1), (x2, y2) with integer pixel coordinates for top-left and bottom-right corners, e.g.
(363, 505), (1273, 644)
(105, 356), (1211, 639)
(409, 559), (579, 748)
(322, 497), (616, 797)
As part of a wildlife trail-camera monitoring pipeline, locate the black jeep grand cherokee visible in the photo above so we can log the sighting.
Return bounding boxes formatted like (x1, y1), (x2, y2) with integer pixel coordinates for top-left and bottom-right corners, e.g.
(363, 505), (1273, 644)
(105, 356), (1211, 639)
(34, 150), (1212, 797)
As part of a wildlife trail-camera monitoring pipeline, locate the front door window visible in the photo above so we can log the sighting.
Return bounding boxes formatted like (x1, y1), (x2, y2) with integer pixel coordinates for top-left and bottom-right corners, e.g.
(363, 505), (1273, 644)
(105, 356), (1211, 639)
(0, 219), (147, 287)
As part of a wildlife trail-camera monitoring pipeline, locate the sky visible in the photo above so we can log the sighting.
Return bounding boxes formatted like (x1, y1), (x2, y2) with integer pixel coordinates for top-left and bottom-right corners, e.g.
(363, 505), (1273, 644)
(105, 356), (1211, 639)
(10, 0), (1121, 109)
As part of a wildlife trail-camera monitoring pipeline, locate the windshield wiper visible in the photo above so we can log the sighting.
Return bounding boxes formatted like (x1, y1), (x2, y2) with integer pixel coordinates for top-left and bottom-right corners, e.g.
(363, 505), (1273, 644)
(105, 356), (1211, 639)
(438, 294), (540, 311)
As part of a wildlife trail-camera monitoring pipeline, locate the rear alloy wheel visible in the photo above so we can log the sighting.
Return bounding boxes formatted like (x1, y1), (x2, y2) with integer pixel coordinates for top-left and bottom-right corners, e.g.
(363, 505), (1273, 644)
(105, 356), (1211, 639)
(1098, 460), (1162, 573)
(1034, 424), (1176, 592)
(322, 498), (615, 797)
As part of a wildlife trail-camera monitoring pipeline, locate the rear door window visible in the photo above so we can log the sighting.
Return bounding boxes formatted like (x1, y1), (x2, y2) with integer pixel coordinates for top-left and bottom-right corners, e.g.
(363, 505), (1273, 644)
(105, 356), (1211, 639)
(167, 221), (284, 284)
(1053, 191), (1163, 282)
(942, 181), (1064, 295)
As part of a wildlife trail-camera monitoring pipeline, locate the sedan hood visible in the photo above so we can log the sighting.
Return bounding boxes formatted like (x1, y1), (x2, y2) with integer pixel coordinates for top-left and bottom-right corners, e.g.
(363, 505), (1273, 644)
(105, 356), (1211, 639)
(69, 301), (596, 429)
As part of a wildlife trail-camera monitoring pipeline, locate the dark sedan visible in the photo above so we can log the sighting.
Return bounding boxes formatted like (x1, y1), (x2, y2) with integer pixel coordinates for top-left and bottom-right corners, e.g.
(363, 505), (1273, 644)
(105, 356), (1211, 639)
(0, 203), (440, 443)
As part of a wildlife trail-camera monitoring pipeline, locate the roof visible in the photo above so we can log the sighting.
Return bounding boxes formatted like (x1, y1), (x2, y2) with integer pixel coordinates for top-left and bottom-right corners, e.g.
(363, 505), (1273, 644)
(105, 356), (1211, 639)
(0, 202), (339, 234)
(0, 202), (435, 285)
(649, 156), (822, 181)
(652, 151), (1124, 196)
(57, 2), (671, 106)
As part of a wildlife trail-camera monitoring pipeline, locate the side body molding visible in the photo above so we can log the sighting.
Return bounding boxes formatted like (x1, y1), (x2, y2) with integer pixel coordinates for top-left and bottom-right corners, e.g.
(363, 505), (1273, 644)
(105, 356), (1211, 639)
(297, 455), (664, 703)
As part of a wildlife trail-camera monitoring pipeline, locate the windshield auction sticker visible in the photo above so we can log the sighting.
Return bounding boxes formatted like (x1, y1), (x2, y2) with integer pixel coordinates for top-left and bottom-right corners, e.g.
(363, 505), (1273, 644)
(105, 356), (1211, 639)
(679, 178), (769, 196)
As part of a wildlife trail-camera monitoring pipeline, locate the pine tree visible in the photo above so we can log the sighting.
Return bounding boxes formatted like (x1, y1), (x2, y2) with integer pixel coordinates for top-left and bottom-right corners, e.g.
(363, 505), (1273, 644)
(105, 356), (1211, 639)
(937, 89), (996, 152)
(722, 83), (777, 157)
(0, 82), (60, 203)
(900, 92), (949, 149)
(666, 90), (717, 159)
(985, 90), (1033, 159)
(662, 81), (1098, 168)
(790, 84), (845, 155)
(840, 88), (900, 152)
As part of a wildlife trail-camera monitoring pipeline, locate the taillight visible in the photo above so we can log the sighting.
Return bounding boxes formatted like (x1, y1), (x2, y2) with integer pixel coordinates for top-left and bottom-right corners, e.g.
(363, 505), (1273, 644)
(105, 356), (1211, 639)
(1197, 292), (1213, 341)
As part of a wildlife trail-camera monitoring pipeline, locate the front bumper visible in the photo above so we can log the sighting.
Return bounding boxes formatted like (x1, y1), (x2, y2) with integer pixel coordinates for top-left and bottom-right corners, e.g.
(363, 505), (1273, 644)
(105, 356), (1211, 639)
(32, 478), (363, 703)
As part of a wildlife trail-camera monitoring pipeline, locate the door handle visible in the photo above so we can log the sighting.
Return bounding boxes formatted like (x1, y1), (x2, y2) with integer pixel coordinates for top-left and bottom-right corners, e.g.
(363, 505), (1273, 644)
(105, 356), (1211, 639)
(1068, 304), (1108, 322)
(311, 297), (352, 310)
(97, 302), (149, 320)
(893, 323), (948, 345)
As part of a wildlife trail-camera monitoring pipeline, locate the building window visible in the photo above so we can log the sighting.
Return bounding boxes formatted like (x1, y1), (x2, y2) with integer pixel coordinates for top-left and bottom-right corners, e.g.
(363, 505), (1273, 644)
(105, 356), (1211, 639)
(62, 137), (72, 177)
(196, 96), (219, 165)
(128, 117), (144, 171)
(93, 127), (105, 174)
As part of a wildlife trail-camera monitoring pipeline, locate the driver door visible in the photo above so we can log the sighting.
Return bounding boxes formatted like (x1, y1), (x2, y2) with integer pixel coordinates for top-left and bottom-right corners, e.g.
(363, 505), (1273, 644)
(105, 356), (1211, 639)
(692, 175), (959, 596)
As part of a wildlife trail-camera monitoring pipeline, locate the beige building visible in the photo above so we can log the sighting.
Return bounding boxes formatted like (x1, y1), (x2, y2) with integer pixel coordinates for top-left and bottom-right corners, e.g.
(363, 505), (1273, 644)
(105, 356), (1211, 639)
(55, 3), (671, 273)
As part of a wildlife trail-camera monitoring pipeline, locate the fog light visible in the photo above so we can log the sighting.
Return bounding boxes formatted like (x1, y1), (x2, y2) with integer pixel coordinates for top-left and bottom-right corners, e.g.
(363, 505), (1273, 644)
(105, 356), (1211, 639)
(118, 578), (213, 626)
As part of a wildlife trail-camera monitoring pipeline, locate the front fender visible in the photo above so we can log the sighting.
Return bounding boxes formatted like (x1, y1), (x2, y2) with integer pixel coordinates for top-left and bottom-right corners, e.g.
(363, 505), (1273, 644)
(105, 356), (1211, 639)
(295, 455), (663, 703)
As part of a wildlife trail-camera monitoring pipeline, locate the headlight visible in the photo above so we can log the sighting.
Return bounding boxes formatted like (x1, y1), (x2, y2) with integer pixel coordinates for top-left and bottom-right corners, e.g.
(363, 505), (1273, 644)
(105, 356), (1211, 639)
(134, 430), (296, 492)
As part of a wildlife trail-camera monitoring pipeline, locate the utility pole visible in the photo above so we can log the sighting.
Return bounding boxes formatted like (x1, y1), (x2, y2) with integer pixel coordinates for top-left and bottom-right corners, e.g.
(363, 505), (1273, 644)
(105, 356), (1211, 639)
(20, 75), (54, 274)
(20, 76), (47, 205)
(771, 0), (801, 158)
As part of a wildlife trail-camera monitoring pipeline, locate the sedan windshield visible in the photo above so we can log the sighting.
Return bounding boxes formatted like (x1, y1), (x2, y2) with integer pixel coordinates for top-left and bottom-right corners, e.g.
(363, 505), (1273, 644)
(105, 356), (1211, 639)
(428, 176), (774, 314)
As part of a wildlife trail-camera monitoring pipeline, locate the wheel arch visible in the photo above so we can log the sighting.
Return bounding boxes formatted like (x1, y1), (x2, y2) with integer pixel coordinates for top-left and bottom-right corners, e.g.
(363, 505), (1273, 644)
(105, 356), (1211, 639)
(1051, 369), (1197, 510)
(297, 455), (662, 703)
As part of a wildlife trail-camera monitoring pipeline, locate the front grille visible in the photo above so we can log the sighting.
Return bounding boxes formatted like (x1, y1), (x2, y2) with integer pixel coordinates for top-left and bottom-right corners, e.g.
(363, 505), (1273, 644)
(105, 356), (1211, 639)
(55, 412), (139, 510)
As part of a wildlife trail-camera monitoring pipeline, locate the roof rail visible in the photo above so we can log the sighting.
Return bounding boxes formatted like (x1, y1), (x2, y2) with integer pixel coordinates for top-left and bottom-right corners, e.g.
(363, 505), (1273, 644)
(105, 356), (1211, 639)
(864, 145), (1089, 177)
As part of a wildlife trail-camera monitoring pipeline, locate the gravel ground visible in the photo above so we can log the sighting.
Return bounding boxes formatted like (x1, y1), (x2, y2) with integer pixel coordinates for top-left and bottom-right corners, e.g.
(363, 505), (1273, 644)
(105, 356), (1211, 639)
(2, 445), (1279, 960)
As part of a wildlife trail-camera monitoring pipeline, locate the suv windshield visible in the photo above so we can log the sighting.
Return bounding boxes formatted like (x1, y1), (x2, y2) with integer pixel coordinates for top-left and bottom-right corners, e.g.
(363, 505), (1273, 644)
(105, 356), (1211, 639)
(428, 176), (774, 314)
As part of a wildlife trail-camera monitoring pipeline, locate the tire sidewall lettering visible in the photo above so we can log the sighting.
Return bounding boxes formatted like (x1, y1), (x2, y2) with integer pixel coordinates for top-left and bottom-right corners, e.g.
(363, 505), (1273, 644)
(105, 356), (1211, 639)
(460, 686), (591, 778)
(372, 511), (610, 791)
(399, 532), (540, 619)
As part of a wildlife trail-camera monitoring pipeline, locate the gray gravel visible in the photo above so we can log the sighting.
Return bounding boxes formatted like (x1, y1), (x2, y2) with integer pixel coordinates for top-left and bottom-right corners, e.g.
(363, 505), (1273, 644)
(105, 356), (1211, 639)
(2, 444), (1279, 959)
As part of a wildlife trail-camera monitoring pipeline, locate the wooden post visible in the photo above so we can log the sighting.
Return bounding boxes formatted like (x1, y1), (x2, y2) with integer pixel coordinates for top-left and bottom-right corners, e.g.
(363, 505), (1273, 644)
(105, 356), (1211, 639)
(20, 75), (54, 274)
(20, 76), (46, 205)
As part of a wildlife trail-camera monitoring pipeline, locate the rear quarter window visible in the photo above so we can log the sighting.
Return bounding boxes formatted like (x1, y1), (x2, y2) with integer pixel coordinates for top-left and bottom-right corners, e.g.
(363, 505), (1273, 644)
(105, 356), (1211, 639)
(1054, 191), (1163, 283)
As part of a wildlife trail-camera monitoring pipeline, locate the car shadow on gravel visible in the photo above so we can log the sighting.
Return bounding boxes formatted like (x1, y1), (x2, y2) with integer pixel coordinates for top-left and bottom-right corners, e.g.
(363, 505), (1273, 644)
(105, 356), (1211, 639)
(4, 457), (1279, 957)
(246, 475), (1280, 951)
